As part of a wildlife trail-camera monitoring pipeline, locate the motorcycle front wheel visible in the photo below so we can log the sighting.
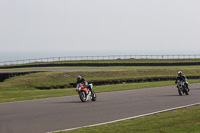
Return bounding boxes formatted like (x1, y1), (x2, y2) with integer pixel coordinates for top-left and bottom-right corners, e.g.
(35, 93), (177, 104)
(178, 88), (183, 96)
(79, 91), (86, 102)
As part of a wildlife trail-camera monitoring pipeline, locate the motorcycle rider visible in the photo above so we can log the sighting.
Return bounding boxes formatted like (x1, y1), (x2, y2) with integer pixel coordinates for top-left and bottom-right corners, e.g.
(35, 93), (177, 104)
(175, 71), (190, 91)
(76, 75), (92, 91)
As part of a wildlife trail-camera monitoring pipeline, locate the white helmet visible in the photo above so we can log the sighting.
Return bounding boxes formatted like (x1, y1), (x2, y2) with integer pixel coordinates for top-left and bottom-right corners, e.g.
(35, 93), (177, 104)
(76, 75), (81, 80)
(178, 71), (182, 75)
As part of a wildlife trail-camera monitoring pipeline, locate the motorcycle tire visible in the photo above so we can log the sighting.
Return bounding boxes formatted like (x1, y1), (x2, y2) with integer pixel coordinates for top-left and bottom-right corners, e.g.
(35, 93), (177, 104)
(184, 88), (189, 95)
(178, 88), (183, 96)
(79, 91), (86, 102)
(91, 91), (96, 101)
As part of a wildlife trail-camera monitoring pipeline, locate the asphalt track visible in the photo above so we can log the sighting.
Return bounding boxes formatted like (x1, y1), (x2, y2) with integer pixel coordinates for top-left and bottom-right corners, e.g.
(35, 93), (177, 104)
(0, 83), (200, 133)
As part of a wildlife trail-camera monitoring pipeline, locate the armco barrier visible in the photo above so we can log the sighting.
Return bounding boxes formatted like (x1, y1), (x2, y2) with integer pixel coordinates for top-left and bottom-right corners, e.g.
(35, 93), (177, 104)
(1, 54), (200, 66)
(0, 71), (46, 82)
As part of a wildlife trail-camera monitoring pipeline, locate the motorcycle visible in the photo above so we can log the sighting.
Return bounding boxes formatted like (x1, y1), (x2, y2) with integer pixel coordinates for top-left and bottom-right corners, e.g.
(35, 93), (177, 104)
(177, 81), (189, 96)
(76, 83), (96, 102)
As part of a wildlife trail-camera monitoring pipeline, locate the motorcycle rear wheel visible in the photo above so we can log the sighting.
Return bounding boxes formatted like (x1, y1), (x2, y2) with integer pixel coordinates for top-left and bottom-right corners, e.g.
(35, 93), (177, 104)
(91, 91), (96, 101)
(184, 88), (189, 95)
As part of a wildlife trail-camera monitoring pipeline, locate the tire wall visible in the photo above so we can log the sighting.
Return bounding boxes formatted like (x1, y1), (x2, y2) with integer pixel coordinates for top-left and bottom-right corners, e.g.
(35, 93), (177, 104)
(1, 62), (200, 69)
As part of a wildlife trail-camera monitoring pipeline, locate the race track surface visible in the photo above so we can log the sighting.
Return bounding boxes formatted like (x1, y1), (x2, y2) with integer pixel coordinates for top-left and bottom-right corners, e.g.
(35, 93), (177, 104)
(0, 83), (200, 133)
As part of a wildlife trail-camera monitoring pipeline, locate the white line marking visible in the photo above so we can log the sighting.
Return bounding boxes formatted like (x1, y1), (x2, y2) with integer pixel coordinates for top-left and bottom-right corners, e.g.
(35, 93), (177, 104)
(48, 102), (200, 133)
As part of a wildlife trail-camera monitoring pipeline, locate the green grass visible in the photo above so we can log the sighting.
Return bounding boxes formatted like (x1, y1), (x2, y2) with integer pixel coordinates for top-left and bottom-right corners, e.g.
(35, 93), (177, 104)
(95, 79), (199, 92)
(62, 105), (200, 133)
(0, 65), (200, 72)
(1, 66), (200, 88)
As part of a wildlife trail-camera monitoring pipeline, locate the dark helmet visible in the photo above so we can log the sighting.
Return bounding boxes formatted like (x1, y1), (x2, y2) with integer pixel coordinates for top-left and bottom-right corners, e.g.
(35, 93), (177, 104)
(76, 75), (81, 80)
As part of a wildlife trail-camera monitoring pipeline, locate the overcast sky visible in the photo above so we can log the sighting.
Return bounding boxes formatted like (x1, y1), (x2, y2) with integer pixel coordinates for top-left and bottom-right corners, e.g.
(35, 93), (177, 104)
(0, 0), (200, 59)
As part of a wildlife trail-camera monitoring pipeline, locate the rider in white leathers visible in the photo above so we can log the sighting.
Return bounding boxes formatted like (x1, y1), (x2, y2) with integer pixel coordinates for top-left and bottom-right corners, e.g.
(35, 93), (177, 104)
(175, 71), (190, 91)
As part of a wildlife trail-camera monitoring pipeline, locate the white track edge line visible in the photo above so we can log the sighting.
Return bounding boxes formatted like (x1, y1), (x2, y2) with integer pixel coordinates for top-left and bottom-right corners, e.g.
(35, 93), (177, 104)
(47, 102), (200, 133)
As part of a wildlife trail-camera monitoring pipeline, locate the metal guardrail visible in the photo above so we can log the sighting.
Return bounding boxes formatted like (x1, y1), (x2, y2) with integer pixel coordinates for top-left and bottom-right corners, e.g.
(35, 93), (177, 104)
(0, 54), (200, 66)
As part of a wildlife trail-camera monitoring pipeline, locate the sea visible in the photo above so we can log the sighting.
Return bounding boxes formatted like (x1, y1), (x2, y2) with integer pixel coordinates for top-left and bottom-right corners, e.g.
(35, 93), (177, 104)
(0, 50), (199, 63)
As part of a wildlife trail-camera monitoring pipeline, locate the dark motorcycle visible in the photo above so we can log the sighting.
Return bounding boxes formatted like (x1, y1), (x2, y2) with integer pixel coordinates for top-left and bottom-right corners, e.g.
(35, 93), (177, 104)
(177, 81), (189, 96)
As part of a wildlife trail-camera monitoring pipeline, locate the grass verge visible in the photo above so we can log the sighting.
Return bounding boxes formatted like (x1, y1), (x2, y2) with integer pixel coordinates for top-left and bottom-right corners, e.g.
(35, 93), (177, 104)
(61, 105), (200, 133)
(0, 65), (200, 72)
(1, 67), (200, 89)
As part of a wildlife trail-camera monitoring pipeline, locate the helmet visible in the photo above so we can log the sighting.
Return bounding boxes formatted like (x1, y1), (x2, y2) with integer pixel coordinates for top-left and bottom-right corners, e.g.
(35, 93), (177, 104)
(76, 75), (81, 80)
(178, 71), (182, 76)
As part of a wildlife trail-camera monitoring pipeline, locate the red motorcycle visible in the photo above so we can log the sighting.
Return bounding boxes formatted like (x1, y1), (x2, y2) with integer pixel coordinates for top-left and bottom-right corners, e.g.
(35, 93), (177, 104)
(76, 83), (96, 102)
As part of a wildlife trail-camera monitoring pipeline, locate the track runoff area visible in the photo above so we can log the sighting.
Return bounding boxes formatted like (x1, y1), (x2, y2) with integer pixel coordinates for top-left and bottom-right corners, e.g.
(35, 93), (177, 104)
(49, 103), (200, 133)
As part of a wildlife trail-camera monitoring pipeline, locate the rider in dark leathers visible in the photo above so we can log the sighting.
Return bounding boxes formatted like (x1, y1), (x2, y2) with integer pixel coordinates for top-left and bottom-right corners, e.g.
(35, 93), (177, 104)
(175, 71), (190, 91)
